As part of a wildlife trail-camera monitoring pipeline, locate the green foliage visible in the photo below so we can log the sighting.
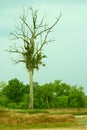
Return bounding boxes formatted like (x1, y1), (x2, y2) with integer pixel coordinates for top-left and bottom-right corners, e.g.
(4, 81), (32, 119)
(2, 78), (25, 103)
(0, 96), (9, 107)
(18, 94), (29, 109)
(68, 86), (85, 108)
(0, 81), (7, 91)
(33, 80), (86, 109)
(57, 96), (68, 108)
(7, 102), (18, 109)
(0, 78), (87, 109)
(17, 109), (49, 114)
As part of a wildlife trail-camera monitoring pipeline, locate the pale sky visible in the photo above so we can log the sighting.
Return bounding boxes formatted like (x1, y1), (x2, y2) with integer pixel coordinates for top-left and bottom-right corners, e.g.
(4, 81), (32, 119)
(0, 0), (87, 93)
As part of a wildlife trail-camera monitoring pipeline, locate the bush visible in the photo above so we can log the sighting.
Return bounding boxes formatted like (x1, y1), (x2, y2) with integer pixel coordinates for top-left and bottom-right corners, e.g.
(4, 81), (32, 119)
(0, 96), (9, 107)
(18, 102), (29, 109)
(7, 102), (18, 109)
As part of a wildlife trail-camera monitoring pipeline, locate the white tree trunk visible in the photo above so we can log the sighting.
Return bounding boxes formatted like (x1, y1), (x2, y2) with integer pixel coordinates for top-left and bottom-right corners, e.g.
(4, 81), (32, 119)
(29, 70), (33, 109)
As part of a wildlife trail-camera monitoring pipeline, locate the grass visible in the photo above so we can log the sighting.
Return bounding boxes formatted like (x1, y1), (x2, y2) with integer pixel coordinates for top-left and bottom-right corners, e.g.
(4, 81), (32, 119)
(8, 108), (87, 115)
(14, 108), (49, 114)
(0, 122), (82, 130)
(1, 107), (87, 115)
(48, 108), (87, 115)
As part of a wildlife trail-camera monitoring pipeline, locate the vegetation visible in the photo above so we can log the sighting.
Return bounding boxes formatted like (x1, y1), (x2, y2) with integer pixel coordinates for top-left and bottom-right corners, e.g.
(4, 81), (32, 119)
(1, 6), (87, 130)
(0, 78), (87, 109)
(0, 108), (86, 129)
(0, 121), (80, 130)
(7, 8), (61, 109)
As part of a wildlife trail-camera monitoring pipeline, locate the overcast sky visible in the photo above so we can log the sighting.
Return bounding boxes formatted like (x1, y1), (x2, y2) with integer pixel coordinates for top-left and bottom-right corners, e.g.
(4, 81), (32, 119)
(0, 0), (87, 93)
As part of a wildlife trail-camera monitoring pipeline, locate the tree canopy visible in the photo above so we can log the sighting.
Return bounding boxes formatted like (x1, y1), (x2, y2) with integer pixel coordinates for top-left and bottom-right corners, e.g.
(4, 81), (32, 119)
(0, 78), (86, 109)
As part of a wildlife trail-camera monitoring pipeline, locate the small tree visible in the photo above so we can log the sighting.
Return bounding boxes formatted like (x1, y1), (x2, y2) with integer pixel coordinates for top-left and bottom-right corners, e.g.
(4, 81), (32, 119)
(2, 78), (24, 103)
(8, 8), (61, 109)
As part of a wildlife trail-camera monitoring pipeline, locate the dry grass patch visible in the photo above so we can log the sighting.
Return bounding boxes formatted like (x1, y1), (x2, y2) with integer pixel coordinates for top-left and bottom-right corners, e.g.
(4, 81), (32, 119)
(0, 110), (75, 125)
(0, 109), (84, 129)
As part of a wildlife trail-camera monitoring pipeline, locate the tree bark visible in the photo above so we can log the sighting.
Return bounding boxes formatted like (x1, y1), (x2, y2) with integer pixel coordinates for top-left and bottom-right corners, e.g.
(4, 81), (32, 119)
(29, 70), (33, 109)
(46, 97), (49, 109)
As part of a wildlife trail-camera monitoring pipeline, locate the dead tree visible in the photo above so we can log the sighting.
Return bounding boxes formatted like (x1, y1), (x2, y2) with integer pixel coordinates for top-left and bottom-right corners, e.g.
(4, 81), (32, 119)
(8, 8), (61, 109)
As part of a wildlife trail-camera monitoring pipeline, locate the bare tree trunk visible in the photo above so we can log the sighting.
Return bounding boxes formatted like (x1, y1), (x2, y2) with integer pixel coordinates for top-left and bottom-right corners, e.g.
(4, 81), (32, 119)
(46, 97), (49, 109)
(29, 70), (33, 109)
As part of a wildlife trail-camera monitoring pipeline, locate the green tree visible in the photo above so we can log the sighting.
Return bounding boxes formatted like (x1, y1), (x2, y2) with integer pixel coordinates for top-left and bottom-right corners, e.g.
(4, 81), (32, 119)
(0, 81), (8, 107)
(68, 86), (85, 108)
(34, 83), (55, 109)
(33, 80), (86, 109)
(52, 80), (70, 108)
(0, 81), (7, 92)
(2, 78), (24, 103)
(8, 8), (61, 109)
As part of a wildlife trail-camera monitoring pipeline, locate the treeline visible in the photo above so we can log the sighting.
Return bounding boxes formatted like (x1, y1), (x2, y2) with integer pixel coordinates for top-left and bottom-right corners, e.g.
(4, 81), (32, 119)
(0, 78), (87, 109)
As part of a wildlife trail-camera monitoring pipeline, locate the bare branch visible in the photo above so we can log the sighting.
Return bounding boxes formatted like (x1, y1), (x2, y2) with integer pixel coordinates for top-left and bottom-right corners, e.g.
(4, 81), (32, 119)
(8, 8), (61, 72)
(36, 13), (46, 29)
(34, 30), (53, 58)
(35, 13), (61, 38)
(11, 58), (25, 64)
(7, 46), (23, 54)
(39, 30), (50, 50)
(20, 15), (33, 35)
(14, 59), (26, 64)
(10, 31), (31, 48)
